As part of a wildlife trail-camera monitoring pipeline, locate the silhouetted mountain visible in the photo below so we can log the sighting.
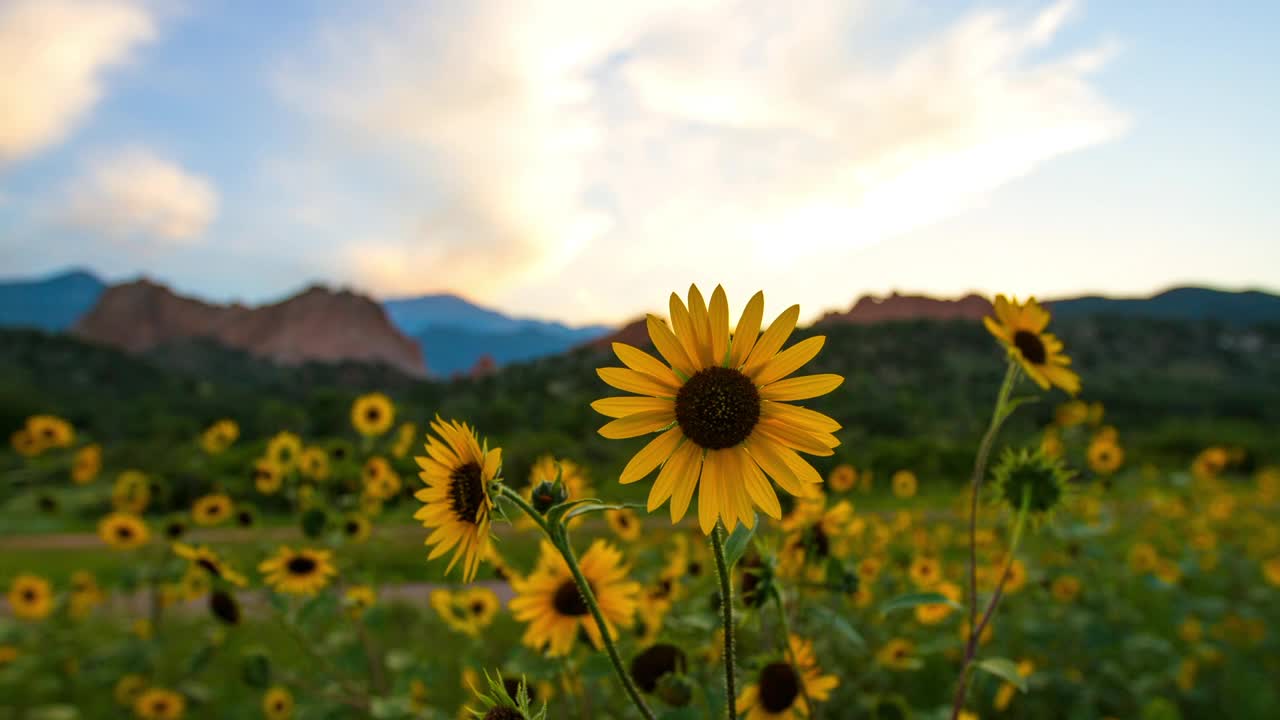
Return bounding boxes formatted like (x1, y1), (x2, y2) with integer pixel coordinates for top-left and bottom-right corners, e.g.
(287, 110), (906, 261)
(816, 292), (991, 325)
(1049, 287), (1280, 325)
(0, 269), (105, 331)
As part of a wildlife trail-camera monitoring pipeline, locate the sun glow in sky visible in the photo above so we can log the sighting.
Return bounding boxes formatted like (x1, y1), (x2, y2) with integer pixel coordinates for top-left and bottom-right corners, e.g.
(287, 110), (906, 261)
(1, 0), (1277, 325)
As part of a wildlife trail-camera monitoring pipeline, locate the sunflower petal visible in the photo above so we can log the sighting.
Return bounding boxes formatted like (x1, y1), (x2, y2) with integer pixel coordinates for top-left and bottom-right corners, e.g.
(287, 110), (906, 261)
(598, 410), (675, 439)
(759, 373), (844, 401)
(755, 420), (838, 456)
(591, 396), (675, 419)
(669, 447), (704, 524)
(709, 285), (730, 367)
(613, 342), (681, 386)
(729, 291), (764, 368)
(738, 447), (782, 519)
(669, 294), (704, 371)
(743, 436), (808, 498)
(698, 450), (724, 534)
(750, 335), (825, 385)
(649, 440), (697, 511)
(761, 401), (842, 433)
(687, 285), (714, 368)
(743, 304), (800, 375)
(619, 427), (684, 484)
(597, 368), (677, 398)
(645, 316), (697, 377)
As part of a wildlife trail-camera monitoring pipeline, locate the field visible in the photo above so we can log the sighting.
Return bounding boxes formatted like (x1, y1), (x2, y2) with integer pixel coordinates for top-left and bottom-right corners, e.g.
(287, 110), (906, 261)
(3, 295), (1279, 720)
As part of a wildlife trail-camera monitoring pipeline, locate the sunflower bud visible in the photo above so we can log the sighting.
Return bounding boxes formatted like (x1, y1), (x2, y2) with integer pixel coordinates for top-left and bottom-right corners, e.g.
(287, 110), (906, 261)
(530, 480), (567, 514)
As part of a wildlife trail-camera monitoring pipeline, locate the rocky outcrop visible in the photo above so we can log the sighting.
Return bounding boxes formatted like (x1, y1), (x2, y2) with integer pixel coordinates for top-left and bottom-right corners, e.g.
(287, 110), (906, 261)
(582, 316), (651, 350)
(74, 280), (427, 377)
(816, 292), (991, 325)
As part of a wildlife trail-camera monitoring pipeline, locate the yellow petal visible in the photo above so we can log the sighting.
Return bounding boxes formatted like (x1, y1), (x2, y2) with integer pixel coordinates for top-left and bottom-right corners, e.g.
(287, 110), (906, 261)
(668, 293), (704, 371)
(755, 421), (838, 456)
(759, 374), (843, 401)
(761, 402), (841, 433)
(598, 410), (676, 439)
(698, 450), (725, 534)
(687, 285), (714, 368)
(743, 436), (807, 498)
(750, 335), (825, 386)
(743, 304), (800, 375)
(737, 447), (782, 519)
(729, 291), (764, 368)
(645, 316), (697, 377)
(591, 396), (675, 419)
(709, 285), (730, 367)
(597, 368), (677, 398)
(613, 342), (681, 386)
(669, 447), (704, 524)
(619, 427), (684, 484)
(648, 440), (699, 512)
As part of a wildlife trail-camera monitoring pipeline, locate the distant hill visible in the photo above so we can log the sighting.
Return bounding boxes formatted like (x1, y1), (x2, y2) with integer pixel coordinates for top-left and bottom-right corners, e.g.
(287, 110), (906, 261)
(816, 292), (991, 325)
(1049, 286), (1280, 325)
(74, 279), (427, 377)
(384, 292), (610, 375)
(0, 269), (105, 331)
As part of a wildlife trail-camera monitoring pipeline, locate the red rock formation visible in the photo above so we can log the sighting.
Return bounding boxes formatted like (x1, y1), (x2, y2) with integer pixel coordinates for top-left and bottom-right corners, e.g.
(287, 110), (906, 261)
(469, 353), (497, 378)
(816, 292), (991, 325)
(74, 279), (427, 377)
(582, 316), (652, 350)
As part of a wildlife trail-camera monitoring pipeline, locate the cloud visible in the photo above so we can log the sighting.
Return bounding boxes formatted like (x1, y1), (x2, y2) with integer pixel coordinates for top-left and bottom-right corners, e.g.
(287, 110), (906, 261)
(279, 0), (1126, 317)
(0, 0), (156, 166)
(57, 148), (219, 243)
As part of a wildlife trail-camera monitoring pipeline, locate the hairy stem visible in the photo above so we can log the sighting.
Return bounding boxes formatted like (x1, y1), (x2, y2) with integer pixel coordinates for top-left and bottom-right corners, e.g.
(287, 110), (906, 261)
(711, 524), (737, 719)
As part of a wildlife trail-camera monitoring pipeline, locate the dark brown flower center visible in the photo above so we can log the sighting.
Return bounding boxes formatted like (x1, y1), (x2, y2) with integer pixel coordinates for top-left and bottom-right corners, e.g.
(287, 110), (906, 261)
(503, 677), (537, 702)
(675, 367), (761, 449)
(366, 408), (381, 422)
(1013, 330), (1047, 365)
(210, 590), (240, 624)
(286, 556), (318, 575)
(448, 462), (486, 524)
(21, 589), (37, 602)
(166, 522), (186, 539)
(196, 558), (222, 577)
(552, 580), (591, 616)
(471, 601), (487, 616)
(758, 661), (801, 712)
(484, 707), (526, 720)
(345, 520), (362, 535)
(116, 525), (134, 540)
(630, 643), (687, 693)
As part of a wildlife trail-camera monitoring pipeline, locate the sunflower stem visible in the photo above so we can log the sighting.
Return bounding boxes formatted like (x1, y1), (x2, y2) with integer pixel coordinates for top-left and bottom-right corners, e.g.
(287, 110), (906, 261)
(711, 523), (738, 719)
(770, 587), (815, 717)
(497, 485), (656, 720)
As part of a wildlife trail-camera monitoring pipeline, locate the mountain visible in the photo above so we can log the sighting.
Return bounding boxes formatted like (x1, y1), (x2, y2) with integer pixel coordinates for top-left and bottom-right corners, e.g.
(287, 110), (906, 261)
(74, 279), (427, 377)
(816, 292), (992, 325)
(383, 293), (610, 375)
(1049, 286), (1280, 325)
(0, 269), (106, 331)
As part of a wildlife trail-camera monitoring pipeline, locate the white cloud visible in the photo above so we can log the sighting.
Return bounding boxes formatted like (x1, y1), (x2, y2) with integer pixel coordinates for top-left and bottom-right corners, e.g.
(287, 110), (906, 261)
(279, 0), (1126, 319)
(58, 148), (219, 243)
(0, 0), (156, 166)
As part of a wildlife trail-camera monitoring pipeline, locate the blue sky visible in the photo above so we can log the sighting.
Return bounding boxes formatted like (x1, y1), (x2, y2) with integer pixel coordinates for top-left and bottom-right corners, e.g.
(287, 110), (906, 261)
(1, 1), (1276, 325)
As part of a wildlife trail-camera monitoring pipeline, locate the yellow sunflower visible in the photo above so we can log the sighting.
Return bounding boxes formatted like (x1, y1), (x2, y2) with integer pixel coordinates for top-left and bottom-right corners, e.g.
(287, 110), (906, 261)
(1051, 575), (1081, 603)
(737, 635), (838, 719)
(592, 285), (843, 534)
(1087, 438), (1125, 475)
(8, 574), (53, 621)
(413, 417), (500, 582)
(983, 295), (1080, 394)
(876, 638), (916, 670)
(909, 555), (942, 589)
(392, 422), (418, 458)
(344, 585), (377, 619)
(263, 686), (295, 720)
(1264, 557), (1280, 588)
(432, 587), (502, 637)
(298, 446), (330, 481)
(606, 508), (642, 542)
(173, 543), (247, 586)
(26, 414), (75, 451)
(115, 674), (148, 706)
(258, 547), (337, 595)
(71, 443), (102, 485)
(99, 512), (150, 550)
(0, 645), (19, 666)
(134, 687), (185, 720)
(199, 419), (239, 455)
(891, 470), (918, 499)
(352, 393), (395, 436)
(363, 456), (402, 500)
(827, 464), (857, 493)
(112, 470), (150, 513)
(252, 459), (283, 495)
(192, 494), (234, 526)
(914, 580), (961, 624)
(780, 498), (853, 574)
(509, 540), (640, 657)
(342, 514), (372, 543)
(266, 432), (303, 471)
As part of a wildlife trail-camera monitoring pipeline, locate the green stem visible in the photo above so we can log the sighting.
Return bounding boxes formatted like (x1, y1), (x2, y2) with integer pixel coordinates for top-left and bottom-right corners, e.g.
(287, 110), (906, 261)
(964, 363), (1019, 637)
(770, 588), (813, 717)
(277, 613), (369, 707)
(710, 524), (737, 719)
(498, 485), (656, 720)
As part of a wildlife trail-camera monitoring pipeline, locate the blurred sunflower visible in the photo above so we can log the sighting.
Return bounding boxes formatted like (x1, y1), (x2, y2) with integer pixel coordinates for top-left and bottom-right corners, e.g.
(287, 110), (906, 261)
(10, 428), (39, 457)
(630, 643), (688, 695)
(363, 456), (402, 500)
(71, 444), (102, 485)
(993, 660), (1035, 711)
(68, 571), (103, 618)
(1128, 542), (1159, 574)
(27, 414), (75, 451)
(0, 645), (17, 666)
(263, 686), (294, 720)
(173, 543), (247, 586)
(199, 419), (239, 455)
(983, 295), (1080, 394)
(99, 512), (150, 550)
(352, 393), (395, 436)
(413, 417), (501, 582)
(266, 432), (303, 471)
(432, 588), (502, 637)
(876, 638), (916, 671)
(914, 581), (961, 624)
(259, 547), (337, 595)
(344, 585), (377, 619)
(342, 514), (372, 543)
(592, 285), (843, 534)
(909, 556), (942, 589)
(1263, 557), (1280, 587)
(510, 540), (639, 657)
(112, 470), (151, 513)
(298, 446), (330, 481)
(891, 470), (918, 499)
(991, 447), (1071, 520)
(134, 687), (186, 720)
(606, 508), (642, 542)
(192, 494), (234, 526)
(780, 498), (853, 573)
(115, 675), (148, 707)
(1051, 575), (1081, 603)
(1087, 437), (1125, 476)
(391, 422), (418, 458)
(737, 635), (838, 719)
(828, 464), (856, 493)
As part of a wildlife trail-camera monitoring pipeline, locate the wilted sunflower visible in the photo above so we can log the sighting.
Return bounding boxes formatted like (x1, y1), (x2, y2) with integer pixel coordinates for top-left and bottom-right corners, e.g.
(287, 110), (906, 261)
(263, 686), (295, 720)
(606, 508), (642, 542)
(510, 540), (640, 657)
(298, 446), (330, 481)
(352, 392), (395, 436)
(99, 512), (150, 550)
(592, 285), (843, 534)
(173, 543), (247, 586)
(192, 494), (233, 526)
(112, 470), (150, 513)
(266, 432), (303, 471)
(737, 635), (839, 719)
(71, 444), (102, 485)
(342, 514), (372, 543)
(984, 295), (1080, 394)
(8, 574), (53, 621)
(413, 417), (501, 582)
(259, 547), (337, 595)
(199, 419), (239, 455)
(134, 688), (186, 720)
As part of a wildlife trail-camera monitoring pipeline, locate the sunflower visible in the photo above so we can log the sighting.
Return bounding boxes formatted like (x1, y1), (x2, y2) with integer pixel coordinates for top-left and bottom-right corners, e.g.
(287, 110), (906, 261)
(737, 635), (838, 719)
(510, 540), (640, 657)
(828, 464), (856, 493)
(983, 295), (1079, 394)
(465, 671), (546, 720)
(992, 660), (1035, 711)
(392, 422), (418, 458)
(251, 458), (283, 495)
(1128, 542), (1158, 574)
(1051, 575), (1081, 603)
(432, 588), (502, 637)
(891, 470), (918, 499)
(0, 645), (18, 666)
(914, 581), (961, 624)
(263, 686), (295, 720)
(173, 543), (247, 586)
(909, 556), (942, 589)
(780, 498), (853, 574)
(606, 508), (642, 542)
(344, 585), (377, 619)
(990, 447), (1071, 519)
(413, 417), (501, 582)
(1087, 437), (1124, 476)
(112, 470), (151, 513)
(342, 514), (372, 543)
(352, 393), (396, 436)
(200, 419), (239, 455)
(592, 285), (843, 534)
(266, 432), (303, 471)
(192, 494), (234, 526)
(134, 688), (186, 720)
(99, 512), (150, 550)
(259, 547), (337, 595)
(115, 674), (148, 706)
(630, 643), (689, 695)
(1264, 557), (1280, 588)
(298, 446), (330, 481)
(26, 414), (75, 451)
(11, 575), (55, 622)
(876, 638), (916, 670)
(180, 568), (211, 600)
(363, 456), (402, 500)
(68, 571), (103, 618)
(71, 443), (102, 485)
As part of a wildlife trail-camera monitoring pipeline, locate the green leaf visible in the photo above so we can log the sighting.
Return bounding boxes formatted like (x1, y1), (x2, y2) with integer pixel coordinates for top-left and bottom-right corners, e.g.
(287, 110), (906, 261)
(809, 604), (865, 649)
(543, 498), (598, 527)
(879, 592), (961, 617)
(240, 649), (271, 688)
(976, 657), (1027, 692)
(996, 395), (1039, 424)
(562, 501), (644, 522)
(722, 516), (757, 569)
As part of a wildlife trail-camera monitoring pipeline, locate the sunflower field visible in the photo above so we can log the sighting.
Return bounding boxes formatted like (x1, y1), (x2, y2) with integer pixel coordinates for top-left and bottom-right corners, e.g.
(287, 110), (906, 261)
(3, 287), (1280, 720)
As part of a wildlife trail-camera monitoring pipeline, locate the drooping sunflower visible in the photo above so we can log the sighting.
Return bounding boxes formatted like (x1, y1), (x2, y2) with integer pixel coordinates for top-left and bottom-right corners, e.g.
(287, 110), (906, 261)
(592, 285), (843, 534)
(352, 392), (396, 436)
(413, 417), (501, 582)
(983, 295), (1080, 395)
(606, 508), (642, 542)
(192, 494), (234, 526)
(99, 512), (150, 550)
(258, 547), (337, 595)
(71, 443), (102, 485)
(199, 419), (239, 455)
(173, 543), (247, 586)
(298, 446), (330, 481)
(510, 540), (640, 657)
(737, 634), (839, 719)
(134, 687), (186, 720)
(8, 574), (53, 621)
(266, 432), (303, 471)
(263, 686), (295, 720)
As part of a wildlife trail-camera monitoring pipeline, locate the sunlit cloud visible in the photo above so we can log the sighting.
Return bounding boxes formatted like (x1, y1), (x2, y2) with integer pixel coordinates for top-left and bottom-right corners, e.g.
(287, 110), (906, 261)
(0, 0), (155, 167)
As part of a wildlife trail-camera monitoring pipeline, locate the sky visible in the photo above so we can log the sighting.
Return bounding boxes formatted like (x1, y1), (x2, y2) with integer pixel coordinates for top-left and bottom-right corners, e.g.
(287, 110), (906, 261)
(1, 0), (1277, 326)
